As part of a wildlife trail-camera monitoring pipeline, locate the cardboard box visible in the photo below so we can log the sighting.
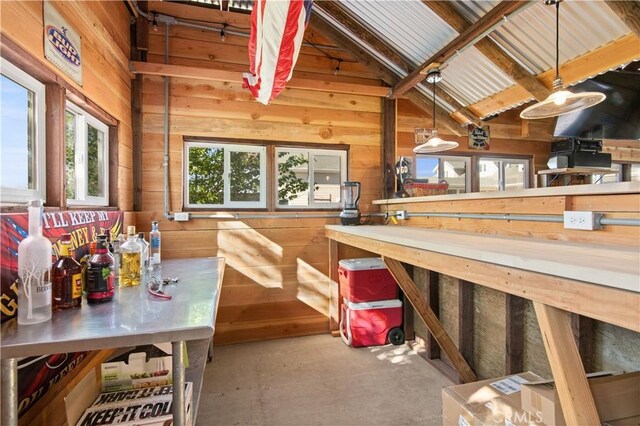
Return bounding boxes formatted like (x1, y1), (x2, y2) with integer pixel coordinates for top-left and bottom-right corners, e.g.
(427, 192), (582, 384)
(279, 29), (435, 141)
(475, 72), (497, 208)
(491, 396), (546, 426)
(101, 352), (172, 392)
(442, 372), (544, 426)
(75, 382), (193, 426)
(521, 371), (640, 426)
(604, 416), (640, 426)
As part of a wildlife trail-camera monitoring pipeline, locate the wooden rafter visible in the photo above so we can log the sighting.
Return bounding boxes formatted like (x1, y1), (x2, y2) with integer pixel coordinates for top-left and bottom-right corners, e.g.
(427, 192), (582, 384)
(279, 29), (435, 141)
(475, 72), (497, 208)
(309, 13), (465, 135)
(424, 0), (550, 102)
(391, 0), (531, 98)
(468, 33), (640, 117)
(604, 0), (640, 36)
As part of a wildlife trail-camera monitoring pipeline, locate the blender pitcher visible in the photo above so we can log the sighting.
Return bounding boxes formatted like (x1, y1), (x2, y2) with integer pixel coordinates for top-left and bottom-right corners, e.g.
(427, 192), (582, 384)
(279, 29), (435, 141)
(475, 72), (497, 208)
(340, 181), (361, 225)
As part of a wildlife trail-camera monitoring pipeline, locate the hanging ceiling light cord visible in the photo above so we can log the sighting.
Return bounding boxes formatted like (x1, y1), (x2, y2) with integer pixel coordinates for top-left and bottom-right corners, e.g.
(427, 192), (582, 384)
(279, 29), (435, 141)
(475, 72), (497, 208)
(554, 1), (560, 83)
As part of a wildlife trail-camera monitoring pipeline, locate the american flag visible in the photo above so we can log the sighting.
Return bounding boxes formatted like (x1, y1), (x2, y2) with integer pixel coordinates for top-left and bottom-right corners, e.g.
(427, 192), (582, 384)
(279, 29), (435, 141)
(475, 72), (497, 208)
(243, 0), (313, 104)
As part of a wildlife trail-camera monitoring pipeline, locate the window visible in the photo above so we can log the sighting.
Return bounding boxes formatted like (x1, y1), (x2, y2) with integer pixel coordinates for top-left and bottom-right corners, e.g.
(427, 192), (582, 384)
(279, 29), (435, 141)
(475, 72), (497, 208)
(479, 157), (529, 192)
(415, 155), (470, 194)
(276, 148), (346, 208)
(65, 102), (109, 206)
(184, 141), (267, 208)
(1, 61), (46, 203)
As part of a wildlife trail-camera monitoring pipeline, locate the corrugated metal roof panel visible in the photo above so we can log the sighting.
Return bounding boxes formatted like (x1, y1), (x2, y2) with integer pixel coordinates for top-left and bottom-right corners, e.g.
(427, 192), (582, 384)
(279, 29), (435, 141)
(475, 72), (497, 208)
(340, 0), (458, 66)
(451, 0), (629, 75)
(439, 47), (517, 106)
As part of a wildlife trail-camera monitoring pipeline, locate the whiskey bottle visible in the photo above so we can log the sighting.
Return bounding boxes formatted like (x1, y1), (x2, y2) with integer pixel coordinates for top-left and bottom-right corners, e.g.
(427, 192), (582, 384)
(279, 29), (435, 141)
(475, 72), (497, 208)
(52, 234), (82, 310)
(17, 200), (53, 324)
(136, 232), (150, 280)
(119, 226), (142, 287)
(81, 241), (97, 295)
(86, 235), (115, 303)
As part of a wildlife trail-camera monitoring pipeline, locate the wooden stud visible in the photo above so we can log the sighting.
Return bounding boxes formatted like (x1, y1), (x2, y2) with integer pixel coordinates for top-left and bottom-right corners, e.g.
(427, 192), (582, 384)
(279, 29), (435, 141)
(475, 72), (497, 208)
(382, 98), (397, 199)
(403, 263), (415, 341)
(533, 302), (600, 425)
(571, 314), (595, 373)
(132, 73), (143, 211)
(458, 279), (474, 368)
(329, 239), (340, 333)
(505, 294), (525, 374)
(425, 270), (441, 360)
(383, 257), (477, 383)
(45, 84), (66, 209)
(109, 126), (119, 208)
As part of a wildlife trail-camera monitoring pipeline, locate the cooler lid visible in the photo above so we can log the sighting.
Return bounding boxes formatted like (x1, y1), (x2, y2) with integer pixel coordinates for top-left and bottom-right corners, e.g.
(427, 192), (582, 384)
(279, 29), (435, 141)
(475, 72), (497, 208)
(339, 257), (387, 271)
(344, 299), (402, 310)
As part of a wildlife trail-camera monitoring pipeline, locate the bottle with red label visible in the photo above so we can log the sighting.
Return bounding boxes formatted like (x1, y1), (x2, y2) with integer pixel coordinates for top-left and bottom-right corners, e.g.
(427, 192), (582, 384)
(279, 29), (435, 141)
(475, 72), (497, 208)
(86, 235), (115, 303)
(52, 234), (83, 310)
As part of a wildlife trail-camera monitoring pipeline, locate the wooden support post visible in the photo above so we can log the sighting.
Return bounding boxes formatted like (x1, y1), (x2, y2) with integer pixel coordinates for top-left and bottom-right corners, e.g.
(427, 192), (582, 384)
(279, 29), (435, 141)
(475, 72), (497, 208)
(329, 239), (340, 334)
(425, 270), (440, 359)
(383, 257), (477, 383)
(533, 302), (600, 425)
(45, 84), (66, 209)
(505, 294), (525, 374)
(403, 263), (415, 341)
(382, 98), (397, 200)
(571, 314), (595, 373)
(458, 280), (474, 368)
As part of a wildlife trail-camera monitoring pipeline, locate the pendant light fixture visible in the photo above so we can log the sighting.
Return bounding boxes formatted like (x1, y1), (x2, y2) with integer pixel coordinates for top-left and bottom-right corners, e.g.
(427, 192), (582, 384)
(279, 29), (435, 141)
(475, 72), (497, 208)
(414, 69), (459, 153)
(520, 0), (606, 120)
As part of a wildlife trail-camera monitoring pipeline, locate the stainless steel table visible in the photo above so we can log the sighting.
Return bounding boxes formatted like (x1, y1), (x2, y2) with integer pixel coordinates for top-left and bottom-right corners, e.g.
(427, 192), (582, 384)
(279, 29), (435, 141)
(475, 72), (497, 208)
(1, 257), (225, 426)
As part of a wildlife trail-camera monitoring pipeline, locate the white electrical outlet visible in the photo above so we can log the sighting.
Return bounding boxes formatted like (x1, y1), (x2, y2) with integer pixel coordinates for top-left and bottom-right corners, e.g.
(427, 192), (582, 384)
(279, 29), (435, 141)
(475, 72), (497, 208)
(396, 210), (407, 220)
(174, 212), (190, 221)
(563, 211), (602, 230)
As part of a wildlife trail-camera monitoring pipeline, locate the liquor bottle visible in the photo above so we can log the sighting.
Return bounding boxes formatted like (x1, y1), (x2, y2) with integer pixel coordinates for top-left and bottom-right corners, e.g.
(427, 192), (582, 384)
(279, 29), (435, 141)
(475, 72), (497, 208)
(81, 241), (97, 295)
(149, 221), (161, 266)
(137, 232), (150, 279)
(86, 235), (115, 303)
(17, 200), (53, 325)
(119, 226), (142, 287)
(107, 231), (121, 286)
(52, 234), (82, 310)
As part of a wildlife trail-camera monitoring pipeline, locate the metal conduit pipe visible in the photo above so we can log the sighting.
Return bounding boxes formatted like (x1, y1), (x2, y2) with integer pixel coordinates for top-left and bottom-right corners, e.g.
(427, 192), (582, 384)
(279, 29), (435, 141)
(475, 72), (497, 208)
(600, 217), (640, 226)
(187, 212), (388, 220)
(406, 212), (564, 223)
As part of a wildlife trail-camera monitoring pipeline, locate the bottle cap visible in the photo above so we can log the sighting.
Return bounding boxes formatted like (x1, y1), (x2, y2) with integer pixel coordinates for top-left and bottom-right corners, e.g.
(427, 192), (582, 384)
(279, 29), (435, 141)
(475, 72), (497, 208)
(97, 234), (107, 241)
(138, 232), (144, 238)
(127, 225), (136, 236)
(61, 234), (72, 243)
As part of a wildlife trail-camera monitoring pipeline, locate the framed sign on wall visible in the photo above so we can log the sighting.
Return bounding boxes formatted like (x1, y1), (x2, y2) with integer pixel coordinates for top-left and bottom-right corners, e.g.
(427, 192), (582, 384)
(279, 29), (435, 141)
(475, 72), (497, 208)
(469, 126), (490, 150)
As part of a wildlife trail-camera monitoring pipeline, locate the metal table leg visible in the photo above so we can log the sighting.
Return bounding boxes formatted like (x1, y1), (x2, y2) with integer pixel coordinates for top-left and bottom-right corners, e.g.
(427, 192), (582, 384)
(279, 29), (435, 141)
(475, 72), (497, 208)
(1, 358), (18, 426)
(172, 341), (186, 426)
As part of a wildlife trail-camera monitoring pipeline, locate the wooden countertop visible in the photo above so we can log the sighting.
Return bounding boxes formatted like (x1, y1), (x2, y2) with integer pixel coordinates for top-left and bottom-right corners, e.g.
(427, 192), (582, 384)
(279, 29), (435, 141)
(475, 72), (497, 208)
(373, 181), (639, 205)
(325, 225), (639, 293)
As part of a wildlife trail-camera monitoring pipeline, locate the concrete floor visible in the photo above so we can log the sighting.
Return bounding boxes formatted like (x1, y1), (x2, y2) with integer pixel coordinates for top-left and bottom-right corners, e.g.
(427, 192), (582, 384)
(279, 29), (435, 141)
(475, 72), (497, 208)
(196, 334), (453, 426)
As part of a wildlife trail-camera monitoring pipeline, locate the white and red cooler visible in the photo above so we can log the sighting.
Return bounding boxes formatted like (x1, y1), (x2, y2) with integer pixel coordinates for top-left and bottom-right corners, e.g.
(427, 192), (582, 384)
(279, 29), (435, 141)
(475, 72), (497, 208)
(338, 258), (403, 347)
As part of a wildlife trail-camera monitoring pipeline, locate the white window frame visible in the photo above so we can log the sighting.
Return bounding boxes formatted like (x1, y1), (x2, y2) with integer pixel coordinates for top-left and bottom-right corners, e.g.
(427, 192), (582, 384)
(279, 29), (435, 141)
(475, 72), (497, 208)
(184, 141), (267, 208)
(65, 102), (109, 206)
(1, 61), (46, 204)
(275, 147), (347, 209)
(479, 157), (530, 191)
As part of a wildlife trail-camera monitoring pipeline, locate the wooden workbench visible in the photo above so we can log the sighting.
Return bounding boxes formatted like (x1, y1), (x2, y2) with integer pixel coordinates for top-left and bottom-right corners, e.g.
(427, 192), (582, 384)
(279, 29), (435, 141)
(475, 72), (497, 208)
(325, 224), (640, 425)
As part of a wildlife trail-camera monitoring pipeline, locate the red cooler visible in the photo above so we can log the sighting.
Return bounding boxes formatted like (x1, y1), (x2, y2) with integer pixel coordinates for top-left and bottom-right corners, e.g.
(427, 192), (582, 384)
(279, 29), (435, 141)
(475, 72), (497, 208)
(339, 258), (397, 303)
(340, 298), (404, 347)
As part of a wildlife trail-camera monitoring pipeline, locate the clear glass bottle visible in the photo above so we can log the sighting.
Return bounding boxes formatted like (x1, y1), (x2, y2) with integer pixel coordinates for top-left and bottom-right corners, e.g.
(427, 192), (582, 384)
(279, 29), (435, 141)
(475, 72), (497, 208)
(86, 235), (115, 303)
(119, 226), (142, 287)
(137, 232), (150, 280)
(52, 233), (83, 310)
(149, 221), (161, 266)
(18, 200), (53, 324)
(108, 230), (121, 286)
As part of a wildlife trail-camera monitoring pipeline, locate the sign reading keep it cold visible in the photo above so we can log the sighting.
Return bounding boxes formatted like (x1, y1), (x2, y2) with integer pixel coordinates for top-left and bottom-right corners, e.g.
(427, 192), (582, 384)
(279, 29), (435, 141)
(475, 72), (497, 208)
(44, 1), (82, 85)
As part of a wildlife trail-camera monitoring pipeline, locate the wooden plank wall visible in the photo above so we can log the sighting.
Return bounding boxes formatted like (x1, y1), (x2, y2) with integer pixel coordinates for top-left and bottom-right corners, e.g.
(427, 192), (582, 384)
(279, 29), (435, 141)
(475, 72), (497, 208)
(0, 0), (134, 210)
(135, 3), (384, 344)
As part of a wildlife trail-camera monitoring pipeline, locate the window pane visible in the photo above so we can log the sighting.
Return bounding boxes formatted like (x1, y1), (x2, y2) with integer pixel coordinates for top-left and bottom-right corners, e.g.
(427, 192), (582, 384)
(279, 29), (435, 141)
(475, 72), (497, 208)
(504, 162), (525, 191)
(65, 111), (76, 199)
(87, 124), (105, 197)
(415, 157), (439, 181)
(631, 164), (640, 182)
(188, 146), (223, 204)
(442, 159), (467, 194)
(278, 151), (309, 206)
(479, 159), (500, 192)
(229, 151), (261, 202)
(313, 155), (341, 204)
(1, 75), (36, 190)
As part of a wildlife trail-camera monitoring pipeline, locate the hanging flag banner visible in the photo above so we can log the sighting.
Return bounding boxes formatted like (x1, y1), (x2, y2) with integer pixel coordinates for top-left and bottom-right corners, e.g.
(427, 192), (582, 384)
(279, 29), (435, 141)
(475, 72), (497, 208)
(44, 0), (83, 86)
(243, 0), (313, 105)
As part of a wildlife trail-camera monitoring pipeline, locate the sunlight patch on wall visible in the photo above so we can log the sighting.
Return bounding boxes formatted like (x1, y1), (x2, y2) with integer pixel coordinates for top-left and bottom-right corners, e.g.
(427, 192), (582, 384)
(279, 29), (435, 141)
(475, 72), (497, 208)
(296, 258), (331, 316)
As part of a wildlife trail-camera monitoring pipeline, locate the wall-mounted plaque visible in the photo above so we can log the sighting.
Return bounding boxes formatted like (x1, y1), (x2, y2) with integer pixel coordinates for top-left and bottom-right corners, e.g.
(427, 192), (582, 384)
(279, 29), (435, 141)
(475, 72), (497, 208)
(44, 1), (82, 86)
(469, 125), (490, 150)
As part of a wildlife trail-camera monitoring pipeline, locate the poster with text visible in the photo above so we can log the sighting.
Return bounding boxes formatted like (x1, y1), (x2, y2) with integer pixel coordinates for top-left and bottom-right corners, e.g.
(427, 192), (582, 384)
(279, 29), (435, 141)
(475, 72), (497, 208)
(44, 0), (82, 86)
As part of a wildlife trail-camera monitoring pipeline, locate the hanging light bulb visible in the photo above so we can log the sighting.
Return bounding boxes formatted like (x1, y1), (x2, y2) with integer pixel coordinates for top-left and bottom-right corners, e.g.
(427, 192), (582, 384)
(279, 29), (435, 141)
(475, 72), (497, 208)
(414, 70), (459, 154)
(220, 24), (227, 42)
(334, 60), (342, 76)
(152, 14), (158, 32)
(520, 0), (605, 119)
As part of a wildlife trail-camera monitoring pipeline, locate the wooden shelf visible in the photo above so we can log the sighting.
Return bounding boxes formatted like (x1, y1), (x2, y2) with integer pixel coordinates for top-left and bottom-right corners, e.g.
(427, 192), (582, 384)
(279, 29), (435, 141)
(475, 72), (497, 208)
(538, 167), (619, 176)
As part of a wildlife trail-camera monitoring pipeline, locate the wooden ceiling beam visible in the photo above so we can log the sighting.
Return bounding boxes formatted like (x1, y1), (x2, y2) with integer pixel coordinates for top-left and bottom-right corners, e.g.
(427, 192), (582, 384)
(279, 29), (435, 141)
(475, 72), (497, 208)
(391, 0), (532, 98)
(468, 33), (640, 117)
(603, 0), (640, 36)
(424, 0), (550, 102)
(312, 5), (469, 134)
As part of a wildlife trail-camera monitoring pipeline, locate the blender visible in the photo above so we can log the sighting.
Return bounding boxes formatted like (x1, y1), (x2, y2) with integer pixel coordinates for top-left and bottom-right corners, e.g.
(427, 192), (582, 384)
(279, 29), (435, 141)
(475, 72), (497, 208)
(340, 181), (361, 225)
